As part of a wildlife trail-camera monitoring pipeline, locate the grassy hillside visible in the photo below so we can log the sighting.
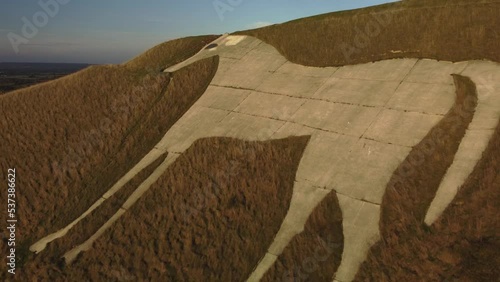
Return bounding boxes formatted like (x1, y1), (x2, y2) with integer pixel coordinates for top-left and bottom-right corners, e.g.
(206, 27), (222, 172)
(45, 152), (169, 260)
(125, 35), (219, 71)
(0, 36), (219, 276)
(16, 136), (310, 281)
(1, 0), (498, 280)
(12, 152), (169, 280)
(237, 0), (500, 66)
(262, 191), (344, 281)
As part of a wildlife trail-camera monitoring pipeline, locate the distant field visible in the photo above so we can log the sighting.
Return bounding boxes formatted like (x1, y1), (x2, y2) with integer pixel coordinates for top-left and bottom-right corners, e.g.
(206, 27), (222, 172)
(0, 63), (90, 94)
(237, 0), (500, 66)
(41, 151), (169, 260)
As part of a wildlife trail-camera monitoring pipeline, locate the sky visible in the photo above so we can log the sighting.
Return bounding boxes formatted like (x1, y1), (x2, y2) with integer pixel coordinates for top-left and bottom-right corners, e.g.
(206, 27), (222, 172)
(0, 0), (396, 64)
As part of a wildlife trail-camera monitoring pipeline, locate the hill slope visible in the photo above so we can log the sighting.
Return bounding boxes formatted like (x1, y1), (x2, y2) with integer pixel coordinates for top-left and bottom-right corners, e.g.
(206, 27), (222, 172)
(1, 0), (499, 281)
(237, 0), (500, 66)
(0, 36), (219, 276)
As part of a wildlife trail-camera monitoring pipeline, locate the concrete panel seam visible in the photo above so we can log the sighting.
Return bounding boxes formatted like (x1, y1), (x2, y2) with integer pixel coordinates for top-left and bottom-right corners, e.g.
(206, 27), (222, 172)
(360, 59), (419, 140)
(334, 190), (382, 206)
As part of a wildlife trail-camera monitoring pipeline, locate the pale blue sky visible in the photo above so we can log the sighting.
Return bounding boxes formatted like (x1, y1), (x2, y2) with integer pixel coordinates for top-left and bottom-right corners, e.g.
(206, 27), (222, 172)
(0, 0), (396, 64)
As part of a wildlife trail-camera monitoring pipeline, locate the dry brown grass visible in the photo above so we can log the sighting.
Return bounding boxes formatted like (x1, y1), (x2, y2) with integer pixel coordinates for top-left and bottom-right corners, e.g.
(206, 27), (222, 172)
(0, 65), (169, 240)
(124, 35), (219, 72)
(55, 152), (168, 257)
(380, 74), (478, 241)
(262, 191), (344, 282)
(0, 51), (218, 277)
(18, 135), (311, 281)
(2, 1), (498, 280)
(6, 153), (168, 281)
(433, 122), (500, 280)
(353, 75), (499, 280)
(236, 0), (500, 67)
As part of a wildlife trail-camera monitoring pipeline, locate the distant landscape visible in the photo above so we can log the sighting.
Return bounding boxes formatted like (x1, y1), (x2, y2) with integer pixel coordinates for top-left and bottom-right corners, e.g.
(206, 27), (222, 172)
(0, 63), (91, 94)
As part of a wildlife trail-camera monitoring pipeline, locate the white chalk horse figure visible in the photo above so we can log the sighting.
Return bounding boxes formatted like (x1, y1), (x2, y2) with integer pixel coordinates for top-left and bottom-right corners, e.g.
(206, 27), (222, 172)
(30, 35), (500, 282)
